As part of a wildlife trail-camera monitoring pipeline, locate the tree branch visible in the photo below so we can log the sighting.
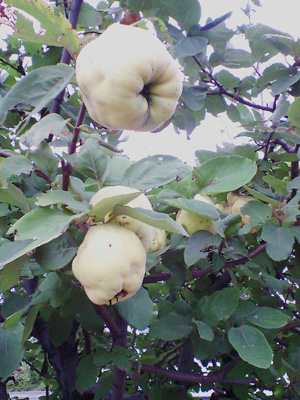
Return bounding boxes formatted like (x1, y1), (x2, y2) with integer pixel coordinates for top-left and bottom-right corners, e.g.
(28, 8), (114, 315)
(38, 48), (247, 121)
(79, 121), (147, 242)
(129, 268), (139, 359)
(94, 305), (121, 341)
(50, 0), (83, 117)
(193, 56), (274, 113)
(112, 313), (128, 400)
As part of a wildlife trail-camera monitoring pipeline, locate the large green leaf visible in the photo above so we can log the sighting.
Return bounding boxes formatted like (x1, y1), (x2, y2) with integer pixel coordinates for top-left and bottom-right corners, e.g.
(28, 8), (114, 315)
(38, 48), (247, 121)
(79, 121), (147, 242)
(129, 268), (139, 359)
(129, 0), (201, 30)
(117, 287), (153, 330)
(0, 156), (33, 187)
(0, 65), (74, 118)
(29, 142), (59, 175)
(193, 319), (214, 341)
(11, 0), (80, 54)
(0, 322), (25, 380)
(261, 222), (295, 261)
(247, 307), (289, 329)
(0, 255), (28, 292)
(0, 207), (85, 267)
(35, 188), (89, 213)
(35, 231), (79, 271)
(123, 155), (192, 190)
(228, 325), (273, 369)
(288, 98), (300, 128)
(201, 288), (240, 324)
(0, 183), (31, 212)
(184, 231), (221, 266)
(20, 113), (69, 148)
(150, 314), (193, 341)
(49, 311), (73, 347)
(72, 139), (108, 185)
(76, 355), (99, 393)
(193, 155), (257, 195)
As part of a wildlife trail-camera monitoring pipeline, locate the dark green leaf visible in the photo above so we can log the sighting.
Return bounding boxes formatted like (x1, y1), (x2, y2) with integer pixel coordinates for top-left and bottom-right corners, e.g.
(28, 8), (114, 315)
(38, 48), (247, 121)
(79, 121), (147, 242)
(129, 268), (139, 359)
(0, 156), (32, 186)
(29, 141), (58, 175)
(0, 322), (25, 380)
(0, 65), (75, 118)
(74, 139), (108, 185)
(76, 355), (99, 393)
(193, 319), (214, 341)
(150, 314), (193, 340)
(181, 85), (206, 111)
(117, 287), (153, 330)
(228, 325), (273, 369)
(0, 255), (28, 291)
(0, 183), (31, 212)
(261, 222), (295, 261)
(20, 114), (69, 148)
(288, 98), (300, 128)
(201, 288), (240, 324)
(165, 198), (219, 219)
(49, 311), (73, 347)
(247, 307), (289, 329)
(35, 231), (79, 270)
(184, 230), (221, 266)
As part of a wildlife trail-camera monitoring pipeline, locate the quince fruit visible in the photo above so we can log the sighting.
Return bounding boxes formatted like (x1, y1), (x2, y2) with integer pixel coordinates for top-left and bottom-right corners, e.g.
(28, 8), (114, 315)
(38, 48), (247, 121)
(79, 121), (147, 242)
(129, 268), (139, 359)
(76, 24), (183, 132)
(72, 224), (146, 305)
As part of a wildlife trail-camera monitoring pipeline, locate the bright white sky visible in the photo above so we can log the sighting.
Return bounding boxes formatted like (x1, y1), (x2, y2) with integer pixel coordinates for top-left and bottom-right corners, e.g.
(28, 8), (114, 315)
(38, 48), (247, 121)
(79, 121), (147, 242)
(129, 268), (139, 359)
(119, 0), (300, 165)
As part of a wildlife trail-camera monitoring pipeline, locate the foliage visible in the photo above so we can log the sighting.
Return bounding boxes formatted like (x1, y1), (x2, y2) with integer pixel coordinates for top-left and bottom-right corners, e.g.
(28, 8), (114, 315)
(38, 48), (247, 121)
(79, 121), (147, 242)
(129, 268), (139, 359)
(0, 0), (300, 399)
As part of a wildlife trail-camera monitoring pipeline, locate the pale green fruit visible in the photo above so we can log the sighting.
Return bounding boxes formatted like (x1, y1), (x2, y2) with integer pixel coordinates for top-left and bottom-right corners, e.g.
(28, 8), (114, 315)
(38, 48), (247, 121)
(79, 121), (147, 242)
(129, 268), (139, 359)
(76, 24), (183, 132)
(176, 209), (217, 235)
(215, 201), (229, 214)
(72, 224), (146, 305)
(89, 185), (155, 251)
(149, 229), (167, 253)
(227, 192), (256, 227)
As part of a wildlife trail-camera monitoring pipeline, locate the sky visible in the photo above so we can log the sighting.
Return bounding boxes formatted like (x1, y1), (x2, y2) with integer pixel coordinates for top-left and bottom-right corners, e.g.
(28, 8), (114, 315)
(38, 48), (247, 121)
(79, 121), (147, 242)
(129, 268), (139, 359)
(119, 0), (300, 165)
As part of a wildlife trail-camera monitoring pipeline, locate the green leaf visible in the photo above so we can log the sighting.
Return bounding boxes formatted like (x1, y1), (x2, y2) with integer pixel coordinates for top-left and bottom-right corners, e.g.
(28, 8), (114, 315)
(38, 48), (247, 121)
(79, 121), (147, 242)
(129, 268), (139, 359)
(113, 205), (187, 235)
(123, 155), (192, 190)
(263, 175), (288, 195)
(117, 287), (153, 330)
(73, 290), (104, 333)
(77, 2), (102, 28)
(35, 231), (79, 271)
(244, 186), (279, 207)
(174, 37), (208, 59)
(262, 34), (294, 56)
(150, 314), (193, 341)
(165, 198), (220, 220)
(11, 0), (80, 54)
(193, 155), (257, 195)
(76, 355), (99, 393)
(201, 288), (240, 324)
(49, 311), (73, 347)
(0, 207), (85, 266)
(215, 70), (240, 90)
(0, 240), (34, 270)
(247, 307), (289, 329)
(23, 305), (41, 343)
(73, 139), (108, 185)
(239, 201), (272, 226)
(228, 325), (273, 369)
(0, 255), (28, 291)
(181, 85), (206, 111)
(0, 155), (32, 186)
(193, 319), (214, 341)
(288, 98), (300, 128)
(0, 183), (31, 212)
(35, 188), (89, 213)
(0, 65), (74, 119)
(0, 322), (25, 380)
(29, 141), (58, 175)
(271, 71), (300, 95)
(261, 222), (295, 261)
(184, 231), (221, 266)
(20, 114), (69, 148)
